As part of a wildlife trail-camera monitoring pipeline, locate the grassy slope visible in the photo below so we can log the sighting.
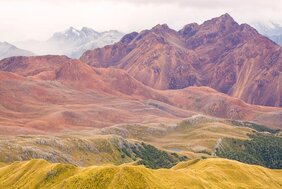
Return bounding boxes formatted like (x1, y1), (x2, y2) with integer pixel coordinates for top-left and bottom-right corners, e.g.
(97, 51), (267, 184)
(0, 158), (281, 189)
(0, 116), (254, 167)
(0, 116), (278, 168)
(0, 135), (186, 169)
(101, 116), (255, 157)
(0, 135), (133, 166)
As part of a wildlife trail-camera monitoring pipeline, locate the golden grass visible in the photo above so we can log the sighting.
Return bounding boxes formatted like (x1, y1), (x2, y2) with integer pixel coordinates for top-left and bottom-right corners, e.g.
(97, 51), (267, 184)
(0, 162), (5, 168)
(0, 158), (281, 189)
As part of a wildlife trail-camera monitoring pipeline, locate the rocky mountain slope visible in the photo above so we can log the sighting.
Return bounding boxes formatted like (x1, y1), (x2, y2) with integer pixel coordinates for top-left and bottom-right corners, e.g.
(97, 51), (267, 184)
(81, 14), (282, 107)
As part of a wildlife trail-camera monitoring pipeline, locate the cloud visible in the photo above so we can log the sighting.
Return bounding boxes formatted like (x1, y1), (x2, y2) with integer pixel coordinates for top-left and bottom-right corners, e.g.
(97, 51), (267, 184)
(0, 0), (280, 8)
(0, 0), (281, 42)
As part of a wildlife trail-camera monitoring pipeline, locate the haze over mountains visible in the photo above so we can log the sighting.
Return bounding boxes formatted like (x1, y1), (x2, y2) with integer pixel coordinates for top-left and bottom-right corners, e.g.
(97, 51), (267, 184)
(254, 23), (282, 45)
(15, 27), (124, 58)
(0, 13), (281, 189)
(0, 42), (34, 60)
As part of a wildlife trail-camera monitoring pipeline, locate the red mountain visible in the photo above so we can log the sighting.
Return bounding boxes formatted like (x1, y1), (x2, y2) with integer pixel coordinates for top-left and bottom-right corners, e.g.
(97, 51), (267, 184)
(0, 55), (281, 134)
(81, 14), (282, 107)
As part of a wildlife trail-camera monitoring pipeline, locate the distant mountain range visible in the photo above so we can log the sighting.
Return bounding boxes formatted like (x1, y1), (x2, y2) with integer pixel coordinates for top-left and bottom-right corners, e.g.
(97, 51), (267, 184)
(253, 23), (282, 45)
(15, 27), (124, 58)
(0, 42), (34, 60)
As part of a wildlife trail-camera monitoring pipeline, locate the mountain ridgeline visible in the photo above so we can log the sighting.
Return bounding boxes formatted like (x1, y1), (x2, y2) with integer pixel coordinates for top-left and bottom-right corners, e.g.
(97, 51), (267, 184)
(81, 13), (282, 107)
(0, 158), (281, 189)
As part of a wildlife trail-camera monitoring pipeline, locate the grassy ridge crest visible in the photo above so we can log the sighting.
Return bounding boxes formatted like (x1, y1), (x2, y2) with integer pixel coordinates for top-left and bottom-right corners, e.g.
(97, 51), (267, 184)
(0, 158), (281, 189)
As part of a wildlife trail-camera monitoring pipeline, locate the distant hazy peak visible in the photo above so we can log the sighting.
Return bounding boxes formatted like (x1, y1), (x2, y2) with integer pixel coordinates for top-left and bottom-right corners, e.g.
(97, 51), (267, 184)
(252, 22), (282, 45)
(0, 41), (34, 60)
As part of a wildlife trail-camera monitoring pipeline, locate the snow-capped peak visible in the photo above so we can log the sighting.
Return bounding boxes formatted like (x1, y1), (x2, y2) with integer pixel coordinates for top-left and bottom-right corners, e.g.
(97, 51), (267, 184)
(50, 26), (102, 43)
(65, 27), (81, 37)
(18, 26), (124, 58)
(81, 27), (99, 35)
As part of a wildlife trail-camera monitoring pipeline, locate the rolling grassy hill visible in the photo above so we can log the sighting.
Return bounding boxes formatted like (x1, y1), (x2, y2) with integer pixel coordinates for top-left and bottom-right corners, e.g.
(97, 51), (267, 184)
(101, 115), (266, 157)
(0, 158), (281, 189)
(0, 134), (186, 168)
(0, 116), (279, 167)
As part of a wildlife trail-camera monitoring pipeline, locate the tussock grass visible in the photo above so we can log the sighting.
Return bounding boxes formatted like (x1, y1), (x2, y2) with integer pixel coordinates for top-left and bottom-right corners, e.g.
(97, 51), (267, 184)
(0, 158), (281, 189)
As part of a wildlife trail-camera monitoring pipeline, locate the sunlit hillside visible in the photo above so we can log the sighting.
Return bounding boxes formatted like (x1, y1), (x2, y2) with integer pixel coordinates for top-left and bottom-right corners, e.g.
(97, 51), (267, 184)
(0, 158), (281, 189)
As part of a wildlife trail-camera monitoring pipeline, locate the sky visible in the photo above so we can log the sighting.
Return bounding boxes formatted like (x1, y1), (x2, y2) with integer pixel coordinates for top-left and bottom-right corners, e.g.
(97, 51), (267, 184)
(0, 0), (282, 42)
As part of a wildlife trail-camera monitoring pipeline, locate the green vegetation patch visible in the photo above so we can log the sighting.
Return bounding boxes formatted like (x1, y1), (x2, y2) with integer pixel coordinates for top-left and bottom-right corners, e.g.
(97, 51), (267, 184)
(216, 133), (282, 169)
(120, 142), (188, 169)
(226, 120), (280, 134)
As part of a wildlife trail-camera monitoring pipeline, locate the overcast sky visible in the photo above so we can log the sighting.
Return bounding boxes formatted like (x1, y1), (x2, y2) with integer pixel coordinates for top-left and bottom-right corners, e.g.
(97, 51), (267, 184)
(0, 0), (281, 42)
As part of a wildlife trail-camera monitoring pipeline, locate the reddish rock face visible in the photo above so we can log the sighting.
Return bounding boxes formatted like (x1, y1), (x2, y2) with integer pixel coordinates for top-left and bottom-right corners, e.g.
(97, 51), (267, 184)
(80, 14), (282, 107)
